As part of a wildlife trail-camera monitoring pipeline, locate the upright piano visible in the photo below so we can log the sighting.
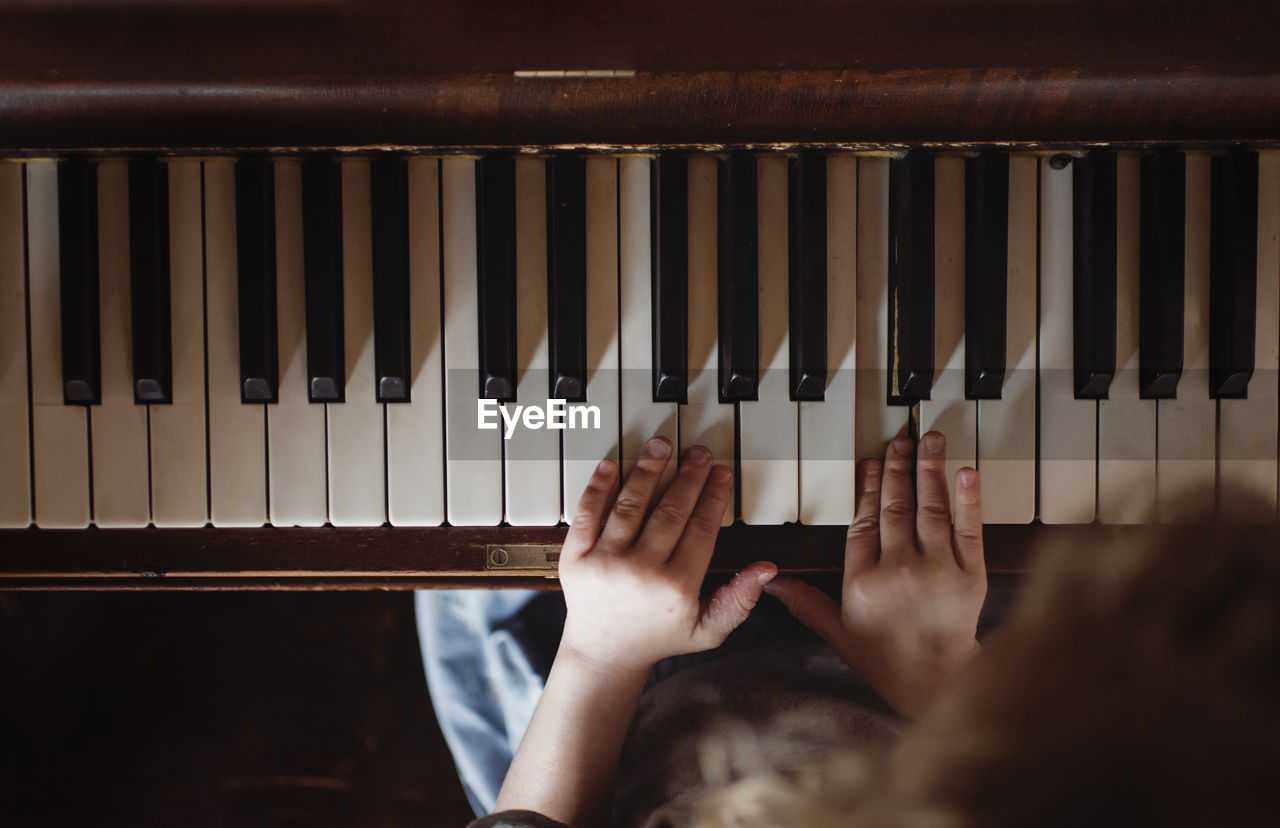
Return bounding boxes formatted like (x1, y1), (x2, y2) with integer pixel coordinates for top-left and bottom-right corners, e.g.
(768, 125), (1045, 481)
(2, 0), (1279, 588)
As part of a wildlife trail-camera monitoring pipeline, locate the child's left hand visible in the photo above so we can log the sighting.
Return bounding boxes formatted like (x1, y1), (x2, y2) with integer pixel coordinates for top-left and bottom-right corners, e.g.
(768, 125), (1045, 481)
(557, 436), (778, 676)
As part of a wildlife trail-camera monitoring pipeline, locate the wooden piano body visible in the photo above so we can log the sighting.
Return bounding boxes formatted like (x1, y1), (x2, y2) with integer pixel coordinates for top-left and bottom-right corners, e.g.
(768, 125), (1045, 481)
(2, 0), (1279, 589)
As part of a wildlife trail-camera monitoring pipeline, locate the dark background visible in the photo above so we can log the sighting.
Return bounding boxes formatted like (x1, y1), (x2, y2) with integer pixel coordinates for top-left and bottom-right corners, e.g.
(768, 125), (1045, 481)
(0, 591), (475, 827)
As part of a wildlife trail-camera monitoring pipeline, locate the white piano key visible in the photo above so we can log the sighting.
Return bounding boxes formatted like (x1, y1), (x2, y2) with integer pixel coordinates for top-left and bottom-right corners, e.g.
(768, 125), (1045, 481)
(326, 158), (386, 527)
(917, 156), (976, 518)
(799, 153), (857, 525)
(682, 154), (735, 524)
(91, 160), (150, 528)
(442, 157), (504, 526)
(855, 156), (909, 464)
(740, 154), (797, 524)
(1218, 152), (1280, 521)
(618, 156), (678, 487)
(26, 160), (91, 529)
(504, 156), (561, 526)
(1039, 156), (1097, 524)
(1098, 154), (1156, 524)
(0, 163), (32, 527)
(148, 159), (208, 527)
(562, 156), (621, 520)
(978, 154), (1038, 524)
(387, 157), (446, 527)
(268, 158), (328, 527)
(203, 158), (268, 527)
(1158, 153), (1217, 521)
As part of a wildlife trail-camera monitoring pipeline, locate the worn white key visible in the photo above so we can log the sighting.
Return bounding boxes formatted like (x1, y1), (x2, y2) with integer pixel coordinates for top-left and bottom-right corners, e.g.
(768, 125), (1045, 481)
(91, 160), (150, 528)
(1039, 156), (1096, 524)
(799, 153), (857, 525)
(562, 156), (621, 520)
(1098, 154), (1156, 524)
(443, 157), (503, 525)
(504, 156), (561, 526)
(387, 157), (446, 526)
(148, 160), (208, 527)
(0, 163), (32, 527)
(918, 156), (976, 517)
(1158, 153), (1217, 521)
(618, 156), (678, 487)
(740, 154), (797, 524)
(323, 159), (386, 527)
(1218, 152), (1280, 520)
(856, 157), (909, 465)
(203, 159), (268, 527)
(978, 154), (1037, 524)
(682, 154), (735, 524)
(268, 159), (328, 527)
(27, 160), (91, 529)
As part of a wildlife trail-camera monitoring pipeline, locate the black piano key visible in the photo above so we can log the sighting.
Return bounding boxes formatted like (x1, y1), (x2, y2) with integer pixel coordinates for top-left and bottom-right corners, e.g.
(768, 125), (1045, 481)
(301, 155), (345, 403)
(651, 153), (688, 403)
(1209, 149), (1260, 399)
(128, 157), (172, 404)
(1139, 150), (1186, 399)
(888, 151), (934, 403)
(717, 153), (758, 402)
(235, 154), (279, 404)
(964, 150), (1009, 400)
(789, 152), (827, 402)
(546, 153), (588, 402)
(476, 155), (517, 402)
(56, 158), (101, 405)
(1072, 150), (1118, 399)
(371, 154), (412, 403)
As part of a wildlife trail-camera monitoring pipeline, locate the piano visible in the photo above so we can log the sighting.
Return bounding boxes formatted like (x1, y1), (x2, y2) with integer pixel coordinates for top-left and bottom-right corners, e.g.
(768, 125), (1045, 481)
(2, 0), (1279, 589)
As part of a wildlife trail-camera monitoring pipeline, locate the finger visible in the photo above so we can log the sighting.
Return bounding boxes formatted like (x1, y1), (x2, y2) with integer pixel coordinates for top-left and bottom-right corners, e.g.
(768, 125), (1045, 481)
(879, 436), (917, 559)
(845, 459), (882, 576)
(563, 459), (620, 561)
(762, 575), (844, 646)
(599, 435), (672, 549)
(692, 562), (778, 650)
(668, 463), (734, 578)
(915, 431), (955, 560)
(952, 466), (986, 573)
(635, 446), (715, 560)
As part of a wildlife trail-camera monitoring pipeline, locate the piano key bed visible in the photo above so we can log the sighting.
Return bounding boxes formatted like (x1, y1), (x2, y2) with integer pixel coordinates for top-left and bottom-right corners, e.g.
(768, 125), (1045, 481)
(1, 151), (1277, 587)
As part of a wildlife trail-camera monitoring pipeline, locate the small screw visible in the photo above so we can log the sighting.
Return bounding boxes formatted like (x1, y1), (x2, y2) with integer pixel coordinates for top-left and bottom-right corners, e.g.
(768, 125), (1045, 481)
(490, 548), (509, 567)
(1049, 154), (1073, 170)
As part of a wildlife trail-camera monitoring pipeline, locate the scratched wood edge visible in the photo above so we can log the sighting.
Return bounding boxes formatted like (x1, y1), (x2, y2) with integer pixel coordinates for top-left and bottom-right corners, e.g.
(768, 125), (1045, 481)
(0, 524), (1164, 590)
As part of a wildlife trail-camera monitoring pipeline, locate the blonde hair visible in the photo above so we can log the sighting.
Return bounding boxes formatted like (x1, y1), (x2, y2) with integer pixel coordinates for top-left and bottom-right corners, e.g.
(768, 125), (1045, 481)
(692, 513), (1280, 827)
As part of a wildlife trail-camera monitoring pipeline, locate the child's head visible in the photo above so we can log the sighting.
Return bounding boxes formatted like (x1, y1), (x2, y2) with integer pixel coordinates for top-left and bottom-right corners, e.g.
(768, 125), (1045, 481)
(695, 505), (1280, 827)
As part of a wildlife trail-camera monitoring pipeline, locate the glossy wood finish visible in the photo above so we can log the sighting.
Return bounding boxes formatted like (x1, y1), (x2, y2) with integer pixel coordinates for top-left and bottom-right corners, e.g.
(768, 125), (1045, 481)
(2, 1), (1280, 150)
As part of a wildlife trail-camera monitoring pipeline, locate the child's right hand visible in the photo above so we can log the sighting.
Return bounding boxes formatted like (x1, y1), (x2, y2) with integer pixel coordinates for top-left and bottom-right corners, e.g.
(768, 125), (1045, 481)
(765, 432), (986, 718)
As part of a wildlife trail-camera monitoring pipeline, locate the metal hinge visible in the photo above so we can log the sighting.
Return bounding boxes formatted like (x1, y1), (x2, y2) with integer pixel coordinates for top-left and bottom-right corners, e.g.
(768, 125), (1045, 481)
(484, 544), (561, 571)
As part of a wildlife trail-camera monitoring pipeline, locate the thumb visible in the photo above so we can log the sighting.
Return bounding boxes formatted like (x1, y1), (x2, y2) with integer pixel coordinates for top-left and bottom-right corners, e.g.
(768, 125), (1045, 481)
(763, 575), (844, 645)
(694, 561), (777, 650)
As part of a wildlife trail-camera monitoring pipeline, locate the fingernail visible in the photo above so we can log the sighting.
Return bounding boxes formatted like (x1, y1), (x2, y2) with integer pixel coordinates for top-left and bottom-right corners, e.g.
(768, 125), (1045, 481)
(958, 468), (978, 487)
(595, 458), (616, 475)
(862, 460), (881, 487)
(687, 445), (712, 465)
(646, 437), (672, 458)
(923, 433), (945, 455)
(756, 568), (777, 586)
(712, 464), (733, 484)
(892, 437), (914, 457)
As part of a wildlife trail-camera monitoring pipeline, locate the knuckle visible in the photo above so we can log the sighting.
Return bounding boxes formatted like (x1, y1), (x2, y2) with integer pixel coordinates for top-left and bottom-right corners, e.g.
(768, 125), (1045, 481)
(846, 514), (879, 541)
(917, 500), (951, 522)
(686, 510), (723, 537)
(649, 500), (687, 528)
(610, 495), (647, 522)
(880, 498), (915, 523)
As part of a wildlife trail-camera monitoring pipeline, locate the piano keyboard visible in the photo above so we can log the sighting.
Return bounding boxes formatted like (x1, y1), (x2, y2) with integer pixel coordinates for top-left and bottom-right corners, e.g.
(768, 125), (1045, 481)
(1, 150), (1277, 531)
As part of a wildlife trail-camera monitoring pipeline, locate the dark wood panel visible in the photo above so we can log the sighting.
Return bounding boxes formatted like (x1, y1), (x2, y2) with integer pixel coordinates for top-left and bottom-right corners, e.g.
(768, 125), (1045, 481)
(0, 523), (1173, 589)
(1, 1), (1279, 148)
